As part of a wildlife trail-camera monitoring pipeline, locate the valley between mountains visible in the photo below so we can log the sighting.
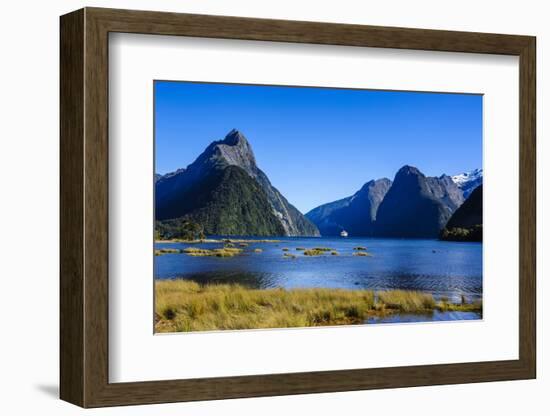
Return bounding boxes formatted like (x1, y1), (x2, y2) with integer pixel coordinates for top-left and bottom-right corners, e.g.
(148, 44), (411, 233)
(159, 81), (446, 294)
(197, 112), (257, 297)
(155, 129), (482, 241)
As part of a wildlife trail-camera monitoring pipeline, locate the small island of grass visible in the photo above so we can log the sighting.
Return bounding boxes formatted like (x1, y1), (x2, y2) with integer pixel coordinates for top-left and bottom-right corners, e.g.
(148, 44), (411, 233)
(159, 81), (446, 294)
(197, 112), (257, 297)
(154, 248), (183, 256)
(183, 247), (243, 257)
(353, 251), (373, 257)
(303, 247), (334, 256)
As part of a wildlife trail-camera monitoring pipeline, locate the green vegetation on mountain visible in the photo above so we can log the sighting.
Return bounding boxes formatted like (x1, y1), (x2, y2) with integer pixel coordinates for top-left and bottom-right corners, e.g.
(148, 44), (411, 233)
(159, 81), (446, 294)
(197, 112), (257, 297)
(440, 225), (482, 242)
(440, 185), (482, 242)
(157, 165), (286, 237)
(155, 129), (319, 237)
(155, 220), (205, 241)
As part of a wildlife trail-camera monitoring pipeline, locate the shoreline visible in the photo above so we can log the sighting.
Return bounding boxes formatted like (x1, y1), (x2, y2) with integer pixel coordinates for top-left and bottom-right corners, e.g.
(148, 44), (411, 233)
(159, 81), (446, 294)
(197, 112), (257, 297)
(155, 280), (482, 333)
(155, 238), (282, 244)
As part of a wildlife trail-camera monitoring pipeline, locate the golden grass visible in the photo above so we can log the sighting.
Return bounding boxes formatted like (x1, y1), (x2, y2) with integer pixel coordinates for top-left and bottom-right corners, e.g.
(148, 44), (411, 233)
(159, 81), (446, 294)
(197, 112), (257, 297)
(376, 290), (435, 313)
(154, 280), (482, 333)
(254, 248), (263, 253)
(437, 299), (482, 312)
(303, 249), (329, 256)
(155, 280), (375, 332)
(154, 248), (182, 256)
(183, 247), (243, 257)
(331, 251), (339, 256)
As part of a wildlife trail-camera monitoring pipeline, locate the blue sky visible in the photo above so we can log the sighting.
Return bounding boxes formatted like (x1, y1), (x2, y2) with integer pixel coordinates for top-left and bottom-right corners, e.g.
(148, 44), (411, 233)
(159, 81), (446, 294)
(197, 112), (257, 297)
(155, 81), (482, 213)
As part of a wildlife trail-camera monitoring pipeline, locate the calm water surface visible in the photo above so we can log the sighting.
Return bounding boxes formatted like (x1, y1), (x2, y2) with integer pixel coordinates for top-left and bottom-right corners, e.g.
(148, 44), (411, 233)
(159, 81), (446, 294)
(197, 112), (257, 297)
(155, 237), (482, 304)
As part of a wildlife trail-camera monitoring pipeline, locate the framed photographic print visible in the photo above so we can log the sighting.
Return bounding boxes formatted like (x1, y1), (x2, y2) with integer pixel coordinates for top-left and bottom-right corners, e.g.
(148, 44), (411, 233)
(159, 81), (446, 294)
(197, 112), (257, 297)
(60, 7), (536, 408)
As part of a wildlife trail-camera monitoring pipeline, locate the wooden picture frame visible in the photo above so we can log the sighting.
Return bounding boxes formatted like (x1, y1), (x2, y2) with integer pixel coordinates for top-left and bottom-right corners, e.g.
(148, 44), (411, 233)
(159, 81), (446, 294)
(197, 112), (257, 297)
(60, 7), (536, 408)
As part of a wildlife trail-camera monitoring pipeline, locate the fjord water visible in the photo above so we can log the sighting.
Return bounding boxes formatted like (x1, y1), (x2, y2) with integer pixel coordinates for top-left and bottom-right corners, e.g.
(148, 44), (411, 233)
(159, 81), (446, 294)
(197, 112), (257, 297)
(155, 237), (482, 304)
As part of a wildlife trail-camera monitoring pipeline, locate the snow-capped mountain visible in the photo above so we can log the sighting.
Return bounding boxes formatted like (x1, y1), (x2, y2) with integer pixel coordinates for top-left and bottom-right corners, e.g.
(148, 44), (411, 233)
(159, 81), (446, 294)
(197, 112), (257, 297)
(451, 168), (483, 198)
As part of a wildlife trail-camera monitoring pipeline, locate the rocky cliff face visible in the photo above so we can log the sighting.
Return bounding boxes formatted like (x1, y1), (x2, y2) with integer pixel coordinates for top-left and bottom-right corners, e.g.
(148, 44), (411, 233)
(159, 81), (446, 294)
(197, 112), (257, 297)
(155, 129), (319, 237)
(306, 178), (392, 236)
(374, 166), (464, 238)
(452, 168), (483, 198)
(307, 165), (465, 238)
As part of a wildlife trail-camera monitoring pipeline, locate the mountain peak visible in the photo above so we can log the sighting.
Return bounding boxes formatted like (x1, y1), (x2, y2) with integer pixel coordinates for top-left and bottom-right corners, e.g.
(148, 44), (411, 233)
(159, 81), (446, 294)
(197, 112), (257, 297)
(451, 168), (483, 198)
(395, 165), (423, 178)
(211, 129), (257, 171)
(222, 129), (248, 146)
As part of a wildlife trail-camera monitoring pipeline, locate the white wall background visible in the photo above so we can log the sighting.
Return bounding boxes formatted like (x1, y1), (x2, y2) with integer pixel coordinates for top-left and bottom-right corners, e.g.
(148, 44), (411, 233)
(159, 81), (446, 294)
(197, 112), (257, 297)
(0, 1), (545, 414)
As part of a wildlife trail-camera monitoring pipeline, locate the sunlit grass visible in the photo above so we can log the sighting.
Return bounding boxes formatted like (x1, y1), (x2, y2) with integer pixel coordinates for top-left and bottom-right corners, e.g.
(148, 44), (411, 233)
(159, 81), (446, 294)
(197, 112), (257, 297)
(183, 247), (243, 257)
(155, 280), (375, 332)
(155, 280), (482, 333)
(376, 290), (435, 313)
(303, 248), (332, 256)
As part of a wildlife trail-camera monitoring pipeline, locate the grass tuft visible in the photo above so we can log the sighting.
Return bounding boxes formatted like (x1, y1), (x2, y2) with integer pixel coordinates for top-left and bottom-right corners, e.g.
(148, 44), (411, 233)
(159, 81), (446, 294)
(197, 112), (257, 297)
(183, 247), (243, 257)
(377, 290), (435, 313)
(155, 281), (482, 333)
(303, 248), (333, 256)
(155, 248), (182, 256)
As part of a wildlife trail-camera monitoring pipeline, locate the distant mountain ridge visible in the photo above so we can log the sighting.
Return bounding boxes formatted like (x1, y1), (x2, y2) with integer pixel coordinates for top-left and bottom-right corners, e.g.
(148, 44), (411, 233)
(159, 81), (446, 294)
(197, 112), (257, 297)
(306, 178), (392, 236)
(307, 165), (469, 238)
(451, 168), (483, 198)
(155, 129), (319, 237)
(374, 166), (464, 238)
(156, 128), (481, 239)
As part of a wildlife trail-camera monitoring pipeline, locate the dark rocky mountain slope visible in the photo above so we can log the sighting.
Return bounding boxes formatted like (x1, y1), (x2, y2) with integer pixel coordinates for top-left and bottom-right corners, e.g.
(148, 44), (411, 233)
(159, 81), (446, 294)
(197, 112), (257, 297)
(440, 184), (482, 241)
(374, 166), (464, 238)
(306, 178), (392, 236)
(155, 129), (319, 237)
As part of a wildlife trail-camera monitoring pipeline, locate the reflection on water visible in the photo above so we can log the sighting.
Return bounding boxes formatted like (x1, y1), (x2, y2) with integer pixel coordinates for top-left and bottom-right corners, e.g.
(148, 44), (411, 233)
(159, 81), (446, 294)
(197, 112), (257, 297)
(155, 237), (482, 302)
(366, 310), (481, 324)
